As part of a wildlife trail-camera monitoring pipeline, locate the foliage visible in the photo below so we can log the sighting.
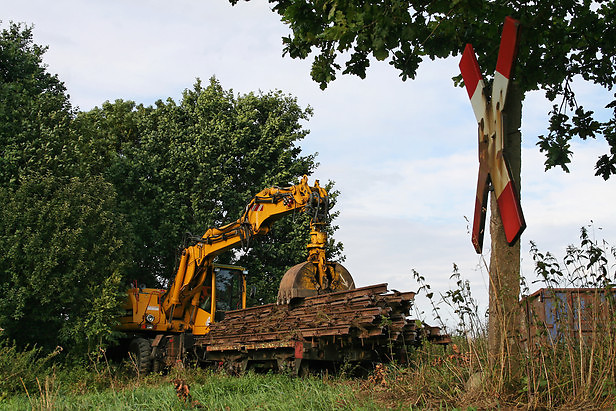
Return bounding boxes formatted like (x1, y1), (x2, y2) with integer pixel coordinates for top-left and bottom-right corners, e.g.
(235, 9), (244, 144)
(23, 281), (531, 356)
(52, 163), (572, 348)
(530, 224), (616, 289)
(230, 0), (616, 179)
(0, 175), (132, 354)
(0, 22), (78, 187)
(1, 20), (345, 358)
(3, 223), (616, 411)
(521, 227), (616, 407)
(413, 265), (484, 337)
(402, 226), (616, 408)
(77, 77), (343, 296)
(0, 342), (60, 400)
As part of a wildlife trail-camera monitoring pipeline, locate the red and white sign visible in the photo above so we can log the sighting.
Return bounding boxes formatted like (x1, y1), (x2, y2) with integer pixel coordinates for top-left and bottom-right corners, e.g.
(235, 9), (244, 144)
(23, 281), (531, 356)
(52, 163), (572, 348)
(459, 16), (526, 254)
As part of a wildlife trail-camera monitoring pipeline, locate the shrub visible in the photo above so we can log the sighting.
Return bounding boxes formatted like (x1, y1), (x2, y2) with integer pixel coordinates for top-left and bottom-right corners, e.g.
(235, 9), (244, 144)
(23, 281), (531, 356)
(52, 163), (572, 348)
(0, 341), (60, 399)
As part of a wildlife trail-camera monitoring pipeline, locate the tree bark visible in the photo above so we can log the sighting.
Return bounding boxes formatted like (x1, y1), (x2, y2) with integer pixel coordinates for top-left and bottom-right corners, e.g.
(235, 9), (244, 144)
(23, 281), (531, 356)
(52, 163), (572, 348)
(488, 83), (522, 378)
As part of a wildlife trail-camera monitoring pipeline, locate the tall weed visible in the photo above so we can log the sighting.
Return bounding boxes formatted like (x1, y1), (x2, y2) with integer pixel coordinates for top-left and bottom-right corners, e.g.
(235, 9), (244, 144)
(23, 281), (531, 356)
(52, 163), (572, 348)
(0, 342), (60, 399)
(383, 225), (616, 408)
(521, 225), (616, 408)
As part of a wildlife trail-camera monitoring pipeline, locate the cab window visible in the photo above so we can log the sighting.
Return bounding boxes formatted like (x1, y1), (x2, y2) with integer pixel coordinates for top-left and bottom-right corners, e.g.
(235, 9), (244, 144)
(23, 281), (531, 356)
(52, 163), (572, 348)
(214, 267), (243, 320)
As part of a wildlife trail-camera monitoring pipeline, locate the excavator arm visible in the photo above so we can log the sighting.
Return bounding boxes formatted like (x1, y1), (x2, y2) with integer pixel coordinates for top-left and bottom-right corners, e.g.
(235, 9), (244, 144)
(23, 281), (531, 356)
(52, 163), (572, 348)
(161, 175), (352, 327)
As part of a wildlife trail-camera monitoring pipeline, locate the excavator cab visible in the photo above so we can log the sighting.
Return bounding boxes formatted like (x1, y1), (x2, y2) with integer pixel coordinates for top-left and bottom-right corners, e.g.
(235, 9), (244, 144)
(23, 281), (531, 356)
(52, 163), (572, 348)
(211, 264), (247, 321)
(119, 263), (247, 336)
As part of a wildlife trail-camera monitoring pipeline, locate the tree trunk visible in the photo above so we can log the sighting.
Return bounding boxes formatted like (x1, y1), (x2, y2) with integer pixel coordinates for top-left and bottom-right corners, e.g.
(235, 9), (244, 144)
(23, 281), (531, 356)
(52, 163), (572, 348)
(488, 83), (522, 379)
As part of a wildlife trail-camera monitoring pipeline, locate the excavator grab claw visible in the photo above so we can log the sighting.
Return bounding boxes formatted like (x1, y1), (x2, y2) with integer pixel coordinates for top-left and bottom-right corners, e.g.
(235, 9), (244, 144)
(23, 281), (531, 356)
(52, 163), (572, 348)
(277, 261), (355, 304)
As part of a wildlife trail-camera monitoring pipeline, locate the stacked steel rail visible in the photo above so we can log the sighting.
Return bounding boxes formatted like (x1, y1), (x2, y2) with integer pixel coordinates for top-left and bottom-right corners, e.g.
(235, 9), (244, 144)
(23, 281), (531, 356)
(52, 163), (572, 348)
(196, 284), (449, 373)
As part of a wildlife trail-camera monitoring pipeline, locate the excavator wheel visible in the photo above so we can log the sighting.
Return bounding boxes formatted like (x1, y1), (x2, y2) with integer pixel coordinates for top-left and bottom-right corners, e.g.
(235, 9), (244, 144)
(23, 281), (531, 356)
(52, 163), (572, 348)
(277, 261), (355, 304)
(129, 337), (152, 375)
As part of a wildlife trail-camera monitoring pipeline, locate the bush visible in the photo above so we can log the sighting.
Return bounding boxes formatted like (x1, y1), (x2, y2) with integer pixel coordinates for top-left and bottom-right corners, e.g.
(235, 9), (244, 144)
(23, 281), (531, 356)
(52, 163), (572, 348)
(0, 341), (60, 399)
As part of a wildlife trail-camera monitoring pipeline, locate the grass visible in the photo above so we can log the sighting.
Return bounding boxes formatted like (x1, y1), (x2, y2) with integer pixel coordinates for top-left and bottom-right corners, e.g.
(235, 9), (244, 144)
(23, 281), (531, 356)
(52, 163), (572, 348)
(2, 226), (616, 409)
(2, 324), (616, 409)
(0, 365), (381, 410)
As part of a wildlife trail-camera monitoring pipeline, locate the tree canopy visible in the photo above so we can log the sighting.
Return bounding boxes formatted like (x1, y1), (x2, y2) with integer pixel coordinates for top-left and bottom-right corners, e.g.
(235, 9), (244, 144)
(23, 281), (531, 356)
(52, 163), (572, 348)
(0, 22), (77, 186)
(0, 21), (341, 355)
(231, 0), (616, 179)
(0, 175), (131, 354)
(78, 78), (341, 299)
(0, 22), (133, 354)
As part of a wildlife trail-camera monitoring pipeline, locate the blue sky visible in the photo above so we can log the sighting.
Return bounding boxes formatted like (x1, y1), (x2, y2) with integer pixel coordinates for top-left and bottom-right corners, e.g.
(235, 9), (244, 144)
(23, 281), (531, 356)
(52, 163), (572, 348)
(4, 0), (615, 325)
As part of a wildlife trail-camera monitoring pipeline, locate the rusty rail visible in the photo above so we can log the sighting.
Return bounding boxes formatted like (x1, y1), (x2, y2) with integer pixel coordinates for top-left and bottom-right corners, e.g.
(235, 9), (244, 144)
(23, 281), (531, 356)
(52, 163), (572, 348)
(199, 284), (448, 356)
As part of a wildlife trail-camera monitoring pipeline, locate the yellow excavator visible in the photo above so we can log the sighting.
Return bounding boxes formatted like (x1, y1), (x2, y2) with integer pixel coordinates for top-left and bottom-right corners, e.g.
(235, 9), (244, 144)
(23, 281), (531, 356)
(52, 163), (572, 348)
(117, 176), (355, 372)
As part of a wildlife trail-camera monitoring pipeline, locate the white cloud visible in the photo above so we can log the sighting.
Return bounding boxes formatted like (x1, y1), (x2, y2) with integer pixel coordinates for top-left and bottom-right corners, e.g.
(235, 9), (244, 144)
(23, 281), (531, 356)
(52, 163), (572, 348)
(4, 1), (615, 324)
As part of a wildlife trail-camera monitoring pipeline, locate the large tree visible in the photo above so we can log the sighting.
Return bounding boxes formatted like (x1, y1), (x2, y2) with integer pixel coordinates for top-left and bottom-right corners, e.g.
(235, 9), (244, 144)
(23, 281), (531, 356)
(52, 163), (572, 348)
(231, 0), (616, 179)
(0, 22), (134, 354)
(77, 78), (343, 303)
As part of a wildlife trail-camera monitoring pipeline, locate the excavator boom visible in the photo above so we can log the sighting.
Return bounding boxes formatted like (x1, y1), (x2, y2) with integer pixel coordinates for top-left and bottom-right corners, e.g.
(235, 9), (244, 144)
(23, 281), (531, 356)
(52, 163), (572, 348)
(120, 175), (354, 337)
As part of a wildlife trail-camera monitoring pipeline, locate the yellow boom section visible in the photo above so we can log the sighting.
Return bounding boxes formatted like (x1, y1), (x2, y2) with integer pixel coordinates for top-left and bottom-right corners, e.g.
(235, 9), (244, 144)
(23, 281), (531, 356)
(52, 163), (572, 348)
(162, 175), (330, 325)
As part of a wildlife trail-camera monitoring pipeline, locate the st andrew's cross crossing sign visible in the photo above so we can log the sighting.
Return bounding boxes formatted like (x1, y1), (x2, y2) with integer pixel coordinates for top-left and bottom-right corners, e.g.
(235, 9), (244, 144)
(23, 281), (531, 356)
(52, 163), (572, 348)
(459, 16), (526, 254)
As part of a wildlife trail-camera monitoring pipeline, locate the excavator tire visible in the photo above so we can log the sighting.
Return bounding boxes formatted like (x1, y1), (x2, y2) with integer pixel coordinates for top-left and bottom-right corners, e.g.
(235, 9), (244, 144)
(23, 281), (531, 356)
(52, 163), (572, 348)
(129, 337), (152, 375)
